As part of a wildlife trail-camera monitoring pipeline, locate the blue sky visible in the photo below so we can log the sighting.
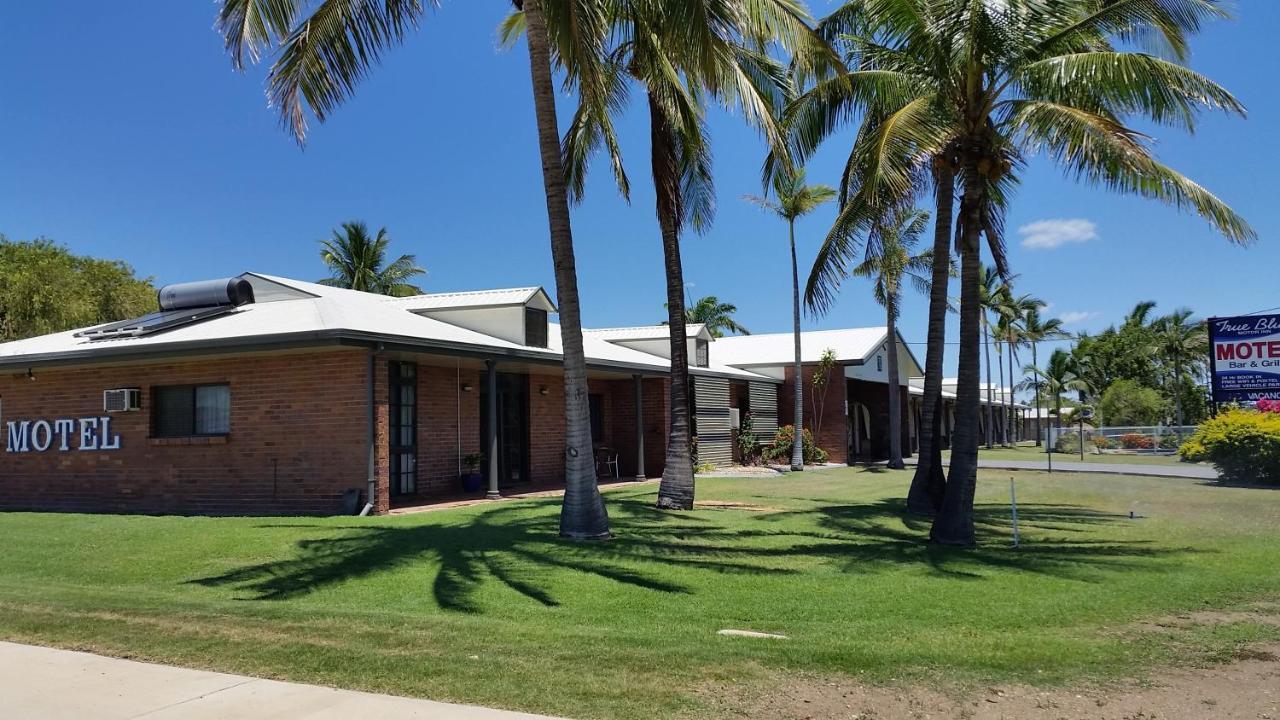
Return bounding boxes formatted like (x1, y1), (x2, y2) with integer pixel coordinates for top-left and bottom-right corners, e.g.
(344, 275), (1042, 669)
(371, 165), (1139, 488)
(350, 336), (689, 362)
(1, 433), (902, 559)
(2, 1), (1277, 379)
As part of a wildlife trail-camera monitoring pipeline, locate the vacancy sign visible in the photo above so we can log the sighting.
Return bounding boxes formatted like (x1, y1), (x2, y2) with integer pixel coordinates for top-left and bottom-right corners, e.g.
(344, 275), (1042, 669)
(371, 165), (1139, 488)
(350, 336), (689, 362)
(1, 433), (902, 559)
(1209, 314), (1280, 402)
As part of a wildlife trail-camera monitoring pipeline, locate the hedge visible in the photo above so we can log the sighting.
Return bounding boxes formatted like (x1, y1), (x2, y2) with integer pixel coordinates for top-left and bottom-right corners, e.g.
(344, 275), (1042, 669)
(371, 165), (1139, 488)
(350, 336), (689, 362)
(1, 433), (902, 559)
(1178, 409), (1280, 485)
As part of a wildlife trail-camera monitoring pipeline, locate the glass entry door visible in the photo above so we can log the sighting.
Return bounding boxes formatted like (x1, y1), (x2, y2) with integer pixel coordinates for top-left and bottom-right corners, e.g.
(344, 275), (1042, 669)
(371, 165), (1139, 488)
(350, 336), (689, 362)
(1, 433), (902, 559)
(389, 361), (418, 496)
(480, 373), (529, 487)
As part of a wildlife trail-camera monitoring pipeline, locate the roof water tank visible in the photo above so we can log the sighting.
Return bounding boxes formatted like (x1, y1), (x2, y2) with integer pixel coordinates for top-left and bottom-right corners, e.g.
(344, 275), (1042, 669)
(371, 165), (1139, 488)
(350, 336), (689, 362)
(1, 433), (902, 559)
(157, 278), (255, 311)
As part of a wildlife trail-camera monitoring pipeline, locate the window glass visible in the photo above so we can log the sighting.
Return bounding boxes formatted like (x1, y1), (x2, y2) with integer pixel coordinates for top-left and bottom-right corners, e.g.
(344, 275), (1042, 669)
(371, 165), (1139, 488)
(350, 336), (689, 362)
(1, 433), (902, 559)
(525, 307), (549, 348)
(589, 393), (605, 441)
(154, 386), (195, 437)
(195, 385), (231, 434)
(154, 384), (229, 437)
(695, 340), (709, 368)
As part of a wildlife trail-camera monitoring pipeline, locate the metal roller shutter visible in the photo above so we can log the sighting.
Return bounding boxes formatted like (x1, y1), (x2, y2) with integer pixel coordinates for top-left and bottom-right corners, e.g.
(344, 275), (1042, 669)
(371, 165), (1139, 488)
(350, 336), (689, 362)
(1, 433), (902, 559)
(748, 381), (779, 439)
(693, 376), (732, 468)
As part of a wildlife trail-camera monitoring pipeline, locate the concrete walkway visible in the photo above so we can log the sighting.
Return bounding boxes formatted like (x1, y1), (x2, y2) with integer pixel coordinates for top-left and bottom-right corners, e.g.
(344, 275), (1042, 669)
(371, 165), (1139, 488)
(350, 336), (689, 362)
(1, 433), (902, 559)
(0, 641), (566, 720)
(908, 457), (1219, 480)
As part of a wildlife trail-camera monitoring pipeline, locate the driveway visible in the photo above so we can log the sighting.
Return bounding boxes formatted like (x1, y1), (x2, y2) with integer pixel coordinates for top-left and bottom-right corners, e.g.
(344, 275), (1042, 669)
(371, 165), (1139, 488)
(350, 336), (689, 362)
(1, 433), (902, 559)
(0, 641), (566, 720)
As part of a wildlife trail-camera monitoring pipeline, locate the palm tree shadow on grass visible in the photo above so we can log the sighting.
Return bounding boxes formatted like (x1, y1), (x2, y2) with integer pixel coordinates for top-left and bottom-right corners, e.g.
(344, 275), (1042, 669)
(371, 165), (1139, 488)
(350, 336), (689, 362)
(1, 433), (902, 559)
(190, 495), (1200, 610)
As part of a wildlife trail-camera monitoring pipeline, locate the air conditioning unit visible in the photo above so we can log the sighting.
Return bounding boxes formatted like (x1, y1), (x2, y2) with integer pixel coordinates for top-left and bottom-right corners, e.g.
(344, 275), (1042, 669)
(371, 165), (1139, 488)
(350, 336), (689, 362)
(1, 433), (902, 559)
(103, 388), (142, 413)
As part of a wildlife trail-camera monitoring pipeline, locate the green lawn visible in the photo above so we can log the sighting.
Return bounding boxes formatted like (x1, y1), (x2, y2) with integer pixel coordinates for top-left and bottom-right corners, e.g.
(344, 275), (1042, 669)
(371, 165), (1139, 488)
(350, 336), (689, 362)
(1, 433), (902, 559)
(1, 468), (1277, 719)
(947, 443), (1195, 466)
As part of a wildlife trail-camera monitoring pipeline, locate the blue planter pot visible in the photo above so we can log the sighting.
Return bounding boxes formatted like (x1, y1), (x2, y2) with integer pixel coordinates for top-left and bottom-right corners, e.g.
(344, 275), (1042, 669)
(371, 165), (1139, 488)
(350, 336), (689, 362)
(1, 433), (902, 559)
(461, 472), (484, 493)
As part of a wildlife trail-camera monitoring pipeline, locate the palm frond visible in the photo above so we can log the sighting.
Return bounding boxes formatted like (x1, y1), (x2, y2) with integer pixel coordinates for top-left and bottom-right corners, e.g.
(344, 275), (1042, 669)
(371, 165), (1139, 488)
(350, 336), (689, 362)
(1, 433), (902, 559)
(1017, 51), (1246, 132)
(217, 0), (302, 70)
(267, 0), (433, 143)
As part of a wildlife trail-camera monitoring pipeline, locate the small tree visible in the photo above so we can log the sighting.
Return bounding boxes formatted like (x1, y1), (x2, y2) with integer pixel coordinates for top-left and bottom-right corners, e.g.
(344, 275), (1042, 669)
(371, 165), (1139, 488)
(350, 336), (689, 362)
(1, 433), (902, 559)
(809, 349), (838, 443)
(1098, 379), (1167, 427)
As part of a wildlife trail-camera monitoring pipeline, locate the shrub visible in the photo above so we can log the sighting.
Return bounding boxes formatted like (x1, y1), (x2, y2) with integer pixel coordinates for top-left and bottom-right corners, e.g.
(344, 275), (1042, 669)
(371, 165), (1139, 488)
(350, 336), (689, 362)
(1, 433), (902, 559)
(1178, 409), (1280, 485)
(1092, 435), (1113, 450)
(1157, 433), (1182, 450)
(736, 412), (761, 465)
(1098, 379), (1168, 426)
(766, 425), (825, 465)
(1119, 433), (1155, 450)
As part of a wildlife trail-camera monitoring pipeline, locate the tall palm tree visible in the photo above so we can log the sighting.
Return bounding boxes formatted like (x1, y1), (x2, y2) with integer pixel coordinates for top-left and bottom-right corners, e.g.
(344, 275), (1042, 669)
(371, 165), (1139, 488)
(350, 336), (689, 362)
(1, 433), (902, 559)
(786, 0), (1253, 545)
(216, 0), (613, 538)
(318, 222), (426, 296)
(993, 293), (1041, 446)
(1021, 348), (1089, 444)
(842, 206), (933, 469)
(685, 296), (751, 338)
(563, 0), (830, 509)
(1022, 308), (1067, 447)
(1153, 308), (1206, 439)
(746, 168), (835, 471)
(977, 265), (1007, 449)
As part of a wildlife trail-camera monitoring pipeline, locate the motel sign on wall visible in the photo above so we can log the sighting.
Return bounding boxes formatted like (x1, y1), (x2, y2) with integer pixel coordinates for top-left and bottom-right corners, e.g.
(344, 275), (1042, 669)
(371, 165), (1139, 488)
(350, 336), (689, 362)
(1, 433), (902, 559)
(5, 417), (122, 453)
(1208, 313), (1280, 402)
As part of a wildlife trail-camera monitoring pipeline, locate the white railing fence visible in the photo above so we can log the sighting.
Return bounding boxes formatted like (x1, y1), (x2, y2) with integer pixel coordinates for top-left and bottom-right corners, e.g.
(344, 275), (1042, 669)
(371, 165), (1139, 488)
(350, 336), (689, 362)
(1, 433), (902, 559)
(1041, 425), (1199, 454)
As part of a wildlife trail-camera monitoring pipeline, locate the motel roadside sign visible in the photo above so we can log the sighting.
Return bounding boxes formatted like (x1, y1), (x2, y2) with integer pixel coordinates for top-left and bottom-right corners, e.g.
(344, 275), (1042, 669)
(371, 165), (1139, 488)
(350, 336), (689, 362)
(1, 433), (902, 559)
(1208, 313), (1280, 402)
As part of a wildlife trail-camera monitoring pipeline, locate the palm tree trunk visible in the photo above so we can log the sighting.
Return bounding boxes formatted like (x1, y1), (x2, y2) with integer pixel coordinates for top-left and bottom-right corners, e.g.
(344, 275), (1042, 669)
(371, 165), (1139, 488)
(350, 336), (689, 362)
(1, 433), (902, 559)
(1033, 343), (1042, 447)
(984, 321), (994, 449)
(932, 166), (984, 547)
(886, 301), (905, 469)
(523, 0), (609, 539)
(648, 93), (695, 511)
(1005, 343), (1015, 445)
(994, 341), (1004, 446)
(789, 219), (805, 471)
(1174, 360), (1185, 441)
(906, 158), (954, 516)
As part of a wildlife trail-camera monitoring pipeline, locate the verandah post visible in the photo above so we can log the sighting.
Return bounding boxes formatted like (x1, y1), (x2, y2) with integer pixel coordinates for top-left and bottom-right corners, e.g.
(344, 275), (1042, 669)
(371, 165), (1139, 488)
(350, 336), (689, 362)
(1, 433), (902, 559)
(486, 359), (500, 500)
(634, 374), (646, 481)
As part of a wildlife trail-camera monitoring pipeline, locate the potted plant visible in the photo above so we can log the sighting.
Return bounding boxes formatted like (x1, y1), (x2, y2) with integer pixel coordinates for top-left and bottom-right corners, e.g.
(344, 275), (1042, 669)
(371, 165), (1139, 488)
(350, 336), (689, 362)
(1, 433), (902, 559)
(461, 452), (484, 493)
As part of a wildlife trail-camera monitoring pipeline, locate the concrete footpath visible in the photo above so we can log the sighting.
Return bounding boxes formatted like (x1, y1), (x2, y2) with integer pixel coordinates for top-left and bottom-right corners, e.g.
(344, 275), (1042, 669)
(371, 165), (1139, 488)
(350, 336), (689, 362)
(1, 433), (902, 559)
(0, 641), (566, 720)
(908, 457), (1220, 480)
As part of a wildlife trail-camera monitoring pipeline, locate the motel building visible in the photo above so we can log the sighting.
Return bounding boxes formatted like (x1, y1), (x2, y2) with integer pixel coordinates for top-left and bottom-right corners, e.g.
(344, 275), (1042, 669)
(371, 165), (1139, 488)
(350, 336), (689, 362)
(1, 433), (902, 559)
(0, 273), (1021, 516)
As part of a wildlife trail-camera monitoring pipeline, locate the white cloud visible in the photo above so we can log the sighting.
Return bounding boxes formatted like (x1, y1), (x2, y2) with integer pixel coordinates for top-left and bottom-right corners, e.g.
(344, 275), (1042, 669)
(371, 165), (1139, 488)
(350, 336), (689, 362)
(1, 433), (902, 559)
(1018, 218), (1098, 249)
(1059, 311), (1099, 325)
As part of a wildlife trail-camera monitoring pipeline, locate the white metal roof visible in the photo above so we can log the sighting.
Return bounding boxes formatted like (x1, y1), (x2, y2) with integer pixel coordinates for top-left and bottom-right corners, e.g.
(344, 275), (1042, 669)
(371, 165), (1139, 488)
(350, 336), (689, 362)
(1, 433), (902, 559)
(386, 286), (556, 312)
(0, 273), (774, 381)
(0, 273), (535, 364)
(713, 327), (891, 367)
(583, 324), (711, 342)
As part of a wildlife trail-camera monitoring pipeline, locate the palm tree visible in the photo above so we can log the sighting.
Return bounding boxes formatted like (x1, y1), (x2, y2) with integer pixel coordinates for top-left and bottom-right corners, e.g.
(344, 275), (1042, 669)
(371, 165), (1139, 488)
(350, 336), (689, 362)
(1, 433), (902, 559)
(977, 265), (1007, 449)
(1023, 348), (1089, 446)
(684, 296), (752, 338)
(216, 0), (613, 538)
(318, 222), (426, 297)
(787, 0), (1253, 545)
(994, 293), (1042, 447)
(563, 0), (829, 509)
(842, 206), (933, 469)
(746, 168), (835, 471)
(1153, 308), (1206, 439)
(1022, 308), (1067, 447)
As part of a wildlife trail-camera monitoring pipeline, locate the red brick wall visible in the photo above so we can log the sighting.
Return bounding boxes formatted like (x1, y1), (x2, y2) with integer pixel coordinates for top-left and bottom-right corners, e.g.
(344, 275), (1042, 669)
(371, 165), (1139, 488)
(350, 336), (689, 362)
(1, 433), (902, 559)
(525, 372), (666, 484)
(414, 363), (481, 497)
(0, 349), (372, 515)
(602, 376), (667, 479)
(779, 365), (848, 465)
